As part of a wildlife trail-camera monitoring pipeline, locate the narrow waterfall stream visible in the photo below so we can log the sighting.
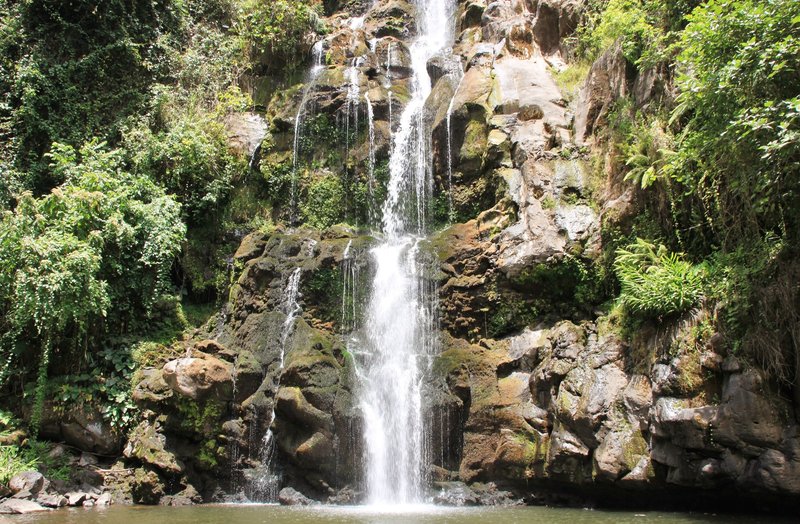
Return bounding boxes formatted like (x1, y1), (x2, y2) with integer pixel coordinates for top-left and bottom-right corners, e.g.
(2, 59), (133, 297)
(250, 267), (303, 500)
(290, 41), (325, 224)
(355, 0), (456, 506)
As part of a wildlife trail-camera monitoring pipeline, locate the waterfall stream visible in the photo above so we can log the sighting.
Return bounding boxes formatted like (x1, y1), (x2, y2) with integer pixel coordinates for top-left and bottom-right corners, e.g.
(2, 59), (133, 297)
(251, 267), (303, 500)
(290, 41), (325, 224)
(355, 0), (456, 506)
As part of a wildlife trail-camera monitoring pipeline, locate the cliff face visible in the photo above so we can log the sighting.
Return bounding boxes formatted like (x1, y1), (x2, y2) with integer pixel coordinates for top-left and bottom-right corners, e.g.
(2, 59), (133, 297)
(120, 0), (800, 510)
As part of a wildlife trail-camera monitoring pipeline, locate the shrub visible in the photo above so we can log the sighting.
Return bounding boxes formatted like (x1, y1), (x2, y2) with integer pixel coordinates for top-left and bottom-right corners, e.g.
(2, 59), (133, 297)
(0, 140), (185, 430)
(614, 238), (705, 317)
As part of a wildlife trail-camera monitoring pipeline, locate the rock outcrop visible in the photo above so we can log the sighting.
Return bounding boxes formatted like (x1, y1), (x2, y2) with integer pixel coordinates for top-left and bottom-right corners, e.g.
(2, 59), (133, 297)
(110, 0), (800, 512)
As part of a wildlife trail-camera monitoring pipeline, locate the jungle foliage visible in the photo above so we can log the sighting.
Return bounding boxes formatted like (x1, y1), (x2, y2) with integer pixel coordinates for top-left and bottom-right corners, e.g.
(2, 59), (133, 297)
(581, 0), (800, 382)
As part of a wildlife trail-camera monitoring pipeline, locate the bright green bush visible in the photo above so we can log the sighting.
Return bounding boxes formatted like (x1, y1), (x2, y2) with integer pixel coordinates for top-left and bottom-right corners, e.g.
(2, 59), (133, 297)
(237, 0), (324, 70)
(0, 140), (185, 429)
(125, 112), (242, 224)
(614, 238), (706, 317)
(303, 174), (345, 229)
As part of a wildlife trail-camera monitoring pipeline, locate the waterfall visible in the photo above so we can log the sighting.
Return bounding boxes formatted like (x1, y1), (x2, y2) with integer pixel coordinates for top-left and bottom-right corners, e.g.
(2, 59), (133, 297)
(365, 93), (377, 227)
(251, 267), (303, 501)
(356, 0), (456, 506)
(291, 41), (325, 224)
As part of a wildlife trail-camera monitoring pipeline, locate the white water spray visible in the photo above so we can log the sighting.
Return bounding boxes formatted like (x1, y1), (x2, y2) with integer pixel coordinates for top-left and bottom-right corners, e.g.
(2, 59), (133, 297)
(357, 0), (456, 506)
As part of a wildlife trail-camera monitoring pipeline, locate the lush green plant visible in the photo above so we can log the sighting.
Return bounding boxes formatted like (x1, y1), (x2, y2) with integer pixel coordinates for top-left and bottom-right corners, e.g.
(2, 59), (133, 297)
(125, 111), (243, 224)
(614, 238), (706, 317)
(1, 0), (185, 188)
(303, 174), (345, 229)
(0, 444), (38, 486)
(237, 0), (325, 72)
(623, 117), (675, 189)
(0, 438), (73, 486)
(669, 0), (800, 244)
(0, 140), (185, 430)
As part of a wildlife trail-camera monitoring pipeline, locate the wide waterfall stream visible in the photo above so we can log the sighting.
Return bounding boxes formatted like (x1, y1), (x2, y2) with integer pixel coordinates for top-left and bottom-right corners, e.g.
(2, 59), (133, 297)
(351, 0), (455, 506)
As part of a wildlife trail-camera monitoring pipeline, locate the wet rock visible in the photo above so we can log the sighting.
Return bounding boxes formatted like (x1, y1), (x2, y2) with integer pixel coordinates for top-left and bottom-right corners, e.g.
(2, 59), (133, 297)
(161, 485), (201, 506)
(278, 487), (315, 506)
(130, 468), (165, 505)
(594, 423), (649, 481)
(124, 421), (184, 475)
(35, 493), (68, 508)
(65, 492), (87, 507)
(276, 387), (334, 431)
(133, 368), (174, 407)
(327, 486), (358, 505)
(434, 481), (479, 506)
(651, 398), (718, 451)
(0, 499), (50, 514)
(712, 370), (786, 450)
(471, 482), (522, 506)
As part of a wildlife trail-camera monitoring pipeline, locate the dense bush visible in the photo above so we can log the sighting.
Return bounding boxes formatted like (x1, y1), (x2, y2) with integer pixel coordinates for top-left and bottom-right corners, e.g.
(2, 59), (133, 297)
(0, 140), (185, 428)
(238, 0), (324, 72)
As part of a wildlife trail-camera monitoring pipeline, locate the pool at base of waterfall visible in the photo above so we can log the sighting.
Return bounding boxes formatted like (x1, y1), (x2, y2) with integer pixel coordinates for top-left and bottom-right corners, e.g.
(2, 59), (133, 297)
(12, 505), (789, 524)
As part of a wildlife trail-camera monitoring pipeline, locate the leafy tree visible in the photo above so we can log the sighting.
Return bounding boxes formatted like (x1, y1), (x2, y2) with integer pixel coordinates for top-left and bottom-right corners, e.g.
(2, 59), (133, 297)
(670, 0), (800, 244)
(0, 140), (185, 430)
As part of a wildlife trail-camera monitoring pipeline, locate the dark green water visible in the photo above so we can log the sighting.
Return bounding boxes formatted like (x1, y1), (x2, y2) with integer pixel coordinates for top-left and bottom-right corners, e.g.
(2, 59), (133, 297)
(11, 505), (790, 524)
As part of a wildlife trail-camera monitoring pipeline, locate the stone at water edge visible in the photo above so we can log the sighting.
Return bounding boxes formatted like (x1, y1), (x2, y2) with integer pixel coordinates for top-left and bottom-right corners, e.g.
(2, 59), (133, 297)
(65, 492), (87, 506)
(8, 470), (46, 495)
(278, 487), (315, 506)
(36, 493), (68, 508)
(0, 499), (50, 514)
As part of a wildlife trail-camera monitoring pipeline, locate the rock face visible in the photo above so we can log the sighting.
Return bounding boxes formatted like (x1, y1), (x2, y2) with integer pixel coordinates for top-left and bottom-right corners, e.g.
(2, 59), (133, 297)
(111, 0), (800, 512)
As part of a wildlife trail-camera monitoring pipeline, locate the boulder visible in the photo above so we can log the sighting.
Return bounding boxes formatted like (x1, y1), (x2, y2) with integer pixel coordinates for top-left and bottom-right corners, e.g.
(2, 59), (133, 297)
(65, 492), (88, 506)
(124, 421), (184, 475)
(0, 499), (50, 514)
(278, 487), (315, 506)
(162, 353), (233, 401)
(35, 493), (68, 508)
(9, 471), (45, 495)
(275, 387), (334, 431)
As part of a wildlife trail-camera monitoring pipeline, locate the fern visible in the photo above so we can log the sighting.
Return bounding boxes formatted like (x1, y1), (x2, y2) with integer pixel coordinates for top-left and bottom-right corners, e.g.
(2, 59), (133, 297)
(614, 238), (706, 317)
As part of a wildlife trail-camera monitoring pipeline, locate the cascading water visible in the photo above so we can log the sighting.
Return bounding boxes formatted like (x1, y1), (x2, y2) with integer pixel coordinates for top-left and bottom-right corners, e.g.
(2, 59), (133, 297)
(365, 93), (377, 226)
(355, 0), (456, 506)
(290, 41), (325, 224)
(249, 267), (303, 500)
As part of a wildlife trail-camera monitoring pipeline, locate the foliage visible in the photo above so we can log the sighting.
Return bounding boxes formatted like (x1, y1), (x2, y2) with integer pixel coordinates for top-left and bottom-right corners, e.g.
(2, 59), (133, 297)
(669, 0), (800, 245)
(1, 0), (185, 189)
(622, 116), (675, 189)
(614, 238), (706, 318)
(303, 174), (345, 229)
(0, 439), (72, 486)
(125, 110), (243, 224)
(0, 444), (38, 486)
(577, 0), (700, 67)
(0, 140), (185, 430)
(237, 0), (324, 72)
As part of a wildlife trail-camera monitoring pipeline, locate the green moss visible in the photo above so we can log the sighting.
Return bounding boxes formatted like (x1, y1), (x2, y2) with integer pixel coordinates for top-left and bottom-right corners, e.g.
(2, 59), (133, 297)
(175, 398), (224, 438)
(488, 299), (538, 339)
